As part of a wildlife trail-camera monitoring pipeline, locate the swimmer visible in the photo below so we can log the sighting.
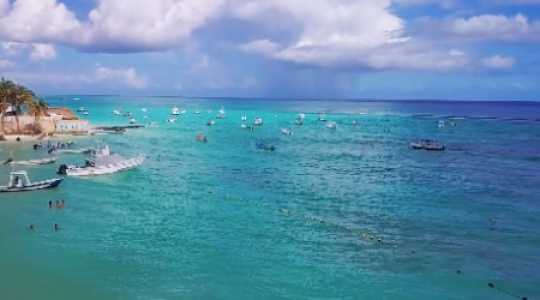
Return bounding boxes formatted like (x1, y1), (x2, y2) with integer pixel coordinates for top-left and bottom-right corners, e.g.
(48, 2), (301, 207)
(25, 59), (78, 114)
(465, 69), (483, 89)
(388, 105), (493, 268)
(48, 200), (53, 209)
(29, 224), (34, 230)
(54, 223), (60, 231)
(56, 201), (61, 209)
(61, 200), (65, 208)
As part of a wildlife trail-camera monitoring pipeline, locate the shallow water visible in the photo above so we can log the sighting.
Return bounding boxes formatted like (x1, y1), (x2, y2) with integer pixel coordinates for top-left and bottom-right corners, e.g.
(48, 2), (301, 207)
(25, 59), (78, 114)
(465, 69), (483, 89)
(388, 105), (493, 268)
(0, 97), (539, 300)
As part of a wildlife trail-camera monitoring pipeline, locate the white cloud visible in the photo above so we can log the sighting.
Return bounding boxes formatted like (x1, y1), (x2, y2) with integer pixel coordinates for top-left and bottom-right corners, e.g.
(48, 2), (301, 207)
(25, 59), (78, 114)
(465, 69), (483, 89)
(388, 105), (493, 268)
(483, 55), (516, 68)
(0, 0), (9, 17)
(30, 43), (57, 61)
(448, 13), (540, 42)
(94, 64), (148, 89)
(1, 41), (27, 56)
(392, 0), (457, 9)
(0, 59), (14, 69)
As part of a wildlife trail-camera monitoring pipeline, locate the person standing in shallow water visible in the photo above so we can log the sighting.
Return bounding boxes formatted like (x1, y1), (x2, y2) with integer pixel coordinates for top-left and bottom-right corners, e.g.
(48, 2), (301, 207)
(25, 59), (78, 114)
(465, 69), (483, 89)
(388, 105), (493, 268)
(56, 201), (61, 209)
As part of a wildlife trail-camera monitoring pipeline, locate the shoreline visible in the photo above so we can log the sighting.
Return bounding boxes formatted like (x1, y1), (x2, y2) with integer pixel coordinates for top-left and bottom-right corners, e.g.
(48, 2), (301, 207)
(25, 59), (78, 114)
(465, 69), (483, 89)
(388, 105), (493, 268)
(1, 133), (89, 143)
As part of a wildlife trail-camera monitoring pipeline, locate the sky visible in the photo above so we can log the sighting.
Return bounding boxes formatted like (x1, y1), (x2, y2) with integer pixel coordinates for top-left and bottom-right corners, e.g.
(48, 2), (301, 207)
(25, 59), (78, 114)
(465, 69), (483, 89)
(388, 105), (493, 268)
(0, 0), (540, 100)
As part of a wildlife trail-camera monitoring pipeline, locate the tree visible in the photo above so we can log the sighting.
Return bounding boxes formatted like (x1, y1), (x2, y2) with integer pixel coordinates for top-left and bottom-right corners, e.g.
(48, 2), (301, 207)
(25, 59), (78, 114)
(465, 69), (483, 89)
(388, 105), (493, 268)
(0, 77), (16, 132)
(28, 97), (49, 134)
(12, 84), (36, 133)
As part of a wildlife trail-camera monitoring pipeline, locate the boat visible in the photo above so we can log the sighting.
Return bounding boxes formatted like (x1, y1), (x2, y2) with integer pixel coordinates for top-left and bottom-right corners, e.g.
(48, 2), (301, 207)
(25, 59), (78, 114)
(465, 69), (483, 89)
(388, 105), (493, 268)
(0, 171), (63, 193)
(206, 120), (215, 126)
(113, 109), (121, 115)
(196, 135), (207, 143)
(299, 113), (305, 119)
(77, 107), (85, 112)
(241, 124), (254, 130)
(253, 117), (263, 126)
(294, 119), (302, 125)
(141, 108), (147, 112)
(124, 112), (132, 117)
(167, 118), (176, 123)
(438, 120), (445, 129)
(129, 118), (136, 124)
(281, 128), (293, 136)
(318, 113), (326, 121)
(57, 142), (146, 176)
(219, 107), (226, 115)
(4, 157), (57, 166)
(180, 109), (186, 114)
(326, 122), (337, 130)
(351, 120), (359, 126)
(255, 142), (275, 151)
(241, 116), (247, 121)
(55, 148), (92, 154)
(83, 111), (89, 115)
(216, 112), (226, 119)
(172, 106), (180, 115)
(410, 139), (445, 151)
(194, 110), (200, 114)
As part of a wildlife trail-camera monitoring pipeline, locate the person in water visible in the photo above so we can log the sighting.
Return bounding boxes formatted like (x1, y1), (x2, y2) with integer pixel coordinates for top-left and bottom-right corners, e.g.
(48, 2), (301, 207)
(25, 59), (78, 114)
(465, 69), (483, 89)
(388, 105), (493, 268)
(54, 223), (60, 231)
(29, 224), (34, 230)
(49, 200), (53, 209)
(56, 200), (61, 209)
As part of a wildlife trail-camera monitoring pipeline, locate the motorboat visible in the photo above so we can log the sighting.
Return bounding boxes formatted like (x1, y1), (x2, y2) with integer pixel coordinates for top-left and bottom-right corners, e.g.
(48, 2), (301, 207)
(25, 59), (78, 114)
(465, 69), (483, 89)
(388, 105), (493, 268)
(113, 109), (121, 115)
(216, 112), (226, 119)
(241, 116), (247, 121)
(77, 107), (85, 112)
(141, 108), (147, 112)
(172, 106), (180, 115)
(194, 110), (200, 114)
(253, 117), (263, 126)
(438, 120), (445, 129)
(180, 108), (187, 114)
(0, 170), (63, 193)
(410, 139), (445, 151)
(196, 135), (207, 143)
(206, 120), (215, 126)
(167, 118), (176, 123)
(55, 148), (92, 154)
(124, 112), (132, 117)
(4, 157), (57, 166)
(219, 107), (226, 115)
(83, 111), (89, 115)
(129, 118), (136, 124)
(326, 122), (337, 130)
(299, 113), (305, 119)
(57, 142), (145, 176)
(255, 142), (275, 151)
(318, 113), (326, 121)
(294, 119), (302, 125)
(281, 128), (293, 136)
(241, 124), (254, 130)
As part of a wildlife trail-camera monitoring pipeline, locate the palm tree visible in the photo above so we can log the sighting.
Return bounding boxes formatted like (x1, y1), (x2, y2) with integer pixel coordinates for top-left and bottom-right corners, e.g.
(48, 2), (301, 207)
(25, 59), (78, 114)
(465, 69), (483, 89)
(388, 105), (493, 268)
(12, 84), (36, 133)
(28, 97), (49, 134)
(0, 77), (16, 132)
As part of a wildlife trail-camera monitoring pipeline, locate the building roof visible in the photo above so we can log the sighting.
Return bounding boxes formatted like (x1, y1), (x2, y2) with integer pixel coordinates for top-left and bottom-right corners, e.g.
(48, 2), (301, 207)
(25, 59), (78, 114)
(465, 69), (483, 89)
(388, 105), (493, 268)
(47, 107), (79, 120)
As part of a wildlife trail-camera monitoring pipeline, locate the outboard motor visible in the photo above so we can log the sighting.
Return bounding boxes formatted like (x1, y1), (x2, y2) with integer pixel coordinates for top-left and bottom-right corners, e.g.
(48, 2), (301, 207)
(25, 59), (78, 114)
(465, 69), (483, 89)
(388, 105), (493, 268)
(57, 164), (68, 175)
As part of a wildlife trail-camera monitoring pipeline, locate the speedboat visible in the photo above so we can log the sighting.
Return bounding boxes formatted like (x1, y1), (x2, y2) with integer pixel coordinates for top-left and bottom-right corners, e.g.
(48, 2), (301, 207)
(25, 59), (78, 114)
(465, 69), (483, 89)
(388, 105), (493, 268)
(206, 120), (215, 126)
(83, 111), (89, 115)
(299, 113), (305, 119)
(241, 124), (254, 130)
(57, 142), (145, 176)
(438, 120), (445, 129)
(410, 139), (445, 151)
(216, 112), (226, 119)
(318, 113), (326, 122)
(294, 119), (302, 125)
(4, 157), (57, 166)
(167, 118), (176, 123)
(141, 108), (147, 112)
(196, 135), (207, 143)
(253, 117), (263, 126)
(129, 118), (136, 124)
(326, 122), (337, 130)
(1, 170), (63, 192)
(194, 110), (200, 114)
(219, 107), (226, 115)
(113, 109), (121, 115)
(241, 116), (247, 121)
(124, 112), (132, 117)
(281, 128), (293, 136)
(172, 106), (180, 115)
(77, 107), (85, 112)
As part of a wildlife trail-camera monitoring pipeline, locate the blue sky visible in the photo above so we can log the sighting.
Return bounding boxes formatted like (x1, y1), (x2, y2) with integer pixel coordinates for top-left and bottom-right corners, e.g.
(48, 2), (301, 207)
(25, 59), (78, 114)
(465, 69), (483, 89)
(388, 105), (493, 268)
(1, 0), (540, 100)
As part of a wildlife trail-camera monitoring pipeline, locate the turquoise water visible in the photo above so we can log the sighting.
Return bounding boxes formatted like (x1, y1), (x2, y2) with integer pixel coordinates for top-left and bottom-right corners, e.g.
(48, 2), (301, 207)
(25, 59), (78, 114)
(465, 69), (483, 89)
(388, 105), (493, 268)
(1, 97), (539, 300)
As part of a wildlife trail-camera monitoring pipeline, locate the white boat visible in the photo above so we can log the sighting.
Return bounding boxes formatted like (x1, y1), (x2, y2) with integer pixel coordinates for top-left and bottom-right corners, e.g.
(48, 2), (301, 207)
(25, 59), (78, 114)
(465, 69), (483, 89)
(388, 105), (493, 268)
(299, 113), (305, 119)
(281, 128), (293, 136)
(294, 119), (302, 125)
(438, 120), (445, 129)
(113, 109), (121, 115)
(167, 118), (176, 123)
(0, 171), (63, 193)
(141, 108), (147, 112)
(172, 106), (180, 115)
(326, 122), (337, 130)
(57, 142), (145, 176)
(219, 107), (226, 115)
(318, 113), (326, 121)
(410, 139), (445, 151)
(206, 120), (215, 126)
(83, 111), (89, 115)
(253, 117), (263, 126)
(216, 113), (226, 119)
(129, 118), (136, 124)
(4, 157), (57, 166)
(55, 148), (92, 154)
(241, 116), (247, 121)
(241, 124), (253, 130)
(77, 107), (85, 112)
(194, 110), (200, 114)
(180, 109), (186, 114)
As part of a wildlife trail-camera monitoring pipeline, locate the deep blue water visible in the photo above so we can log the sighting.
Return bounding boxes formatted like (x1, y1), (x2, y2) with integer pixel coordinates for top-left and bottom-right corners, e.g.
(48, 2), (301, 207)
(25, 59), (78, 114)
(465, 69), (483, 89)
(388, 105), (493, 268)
(0, 97), (539, 300)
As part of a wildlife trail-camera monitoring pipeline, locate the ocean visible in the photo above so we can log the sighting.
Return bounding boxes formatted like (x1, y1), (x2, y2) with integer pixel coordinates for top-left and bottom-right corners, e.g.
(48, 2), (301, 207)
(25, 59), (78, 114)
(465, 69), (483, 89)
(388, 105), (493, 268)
(0, 97), (539, 300)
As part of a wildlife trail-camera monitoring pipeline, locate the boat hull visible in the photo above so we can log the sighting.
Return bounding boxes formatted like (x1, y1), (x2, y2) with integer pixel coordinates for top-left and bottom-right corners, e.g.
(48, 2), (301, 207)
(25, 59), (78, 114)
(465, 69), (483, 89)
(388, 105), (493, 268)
(0, 178), (63, 192)
(58, 156), (146, 176)
(6, 157), (57, 166)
